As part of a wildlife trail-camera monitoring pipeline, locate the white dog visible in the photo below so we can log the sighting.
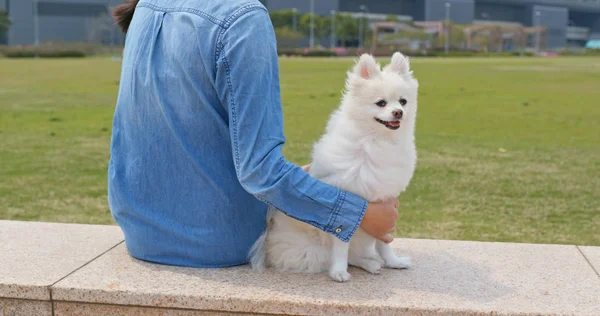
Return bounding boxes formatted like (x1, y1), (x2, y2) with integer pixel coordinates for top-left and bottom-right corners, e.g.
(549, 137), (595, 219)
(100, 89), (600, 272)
(249, 52), (418, 282)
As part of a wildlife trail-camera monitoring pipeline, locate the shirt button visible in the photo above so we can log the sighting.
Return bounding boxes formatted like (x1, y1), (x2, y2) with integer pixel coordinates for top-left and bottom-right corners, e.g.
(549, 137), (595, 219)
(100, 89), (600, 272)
(335, 227), (342, 233)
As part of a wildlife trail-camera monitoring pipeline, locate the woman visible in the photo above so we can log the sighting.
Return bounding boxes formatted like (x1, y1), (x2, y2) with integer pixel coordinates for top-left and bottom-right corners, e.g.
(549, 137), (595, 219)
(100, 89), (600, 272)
(109, 0), (400, 268)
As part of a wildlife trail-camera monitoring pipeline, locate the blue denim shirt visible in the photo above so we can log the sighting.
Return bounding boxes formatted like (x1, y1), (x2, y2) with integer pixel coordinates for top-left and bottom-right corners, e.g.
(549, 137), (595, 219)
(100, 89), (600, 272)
(108, 0), (368, 268)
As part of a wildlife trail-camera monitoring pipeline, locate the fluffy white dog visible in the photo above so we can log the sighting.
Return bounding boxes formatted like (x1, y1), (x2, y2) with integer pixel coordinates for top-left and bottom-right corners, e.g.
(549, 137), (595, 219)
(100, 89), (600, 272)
(249, 52), (419, 282)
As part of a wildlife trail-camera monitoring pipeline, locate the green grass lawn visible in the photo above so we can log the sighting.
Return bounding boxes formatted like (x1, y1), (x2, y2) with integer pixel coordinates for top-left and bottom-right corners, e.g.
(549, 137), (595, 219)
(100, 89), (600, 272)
(1, 57), (599, 246)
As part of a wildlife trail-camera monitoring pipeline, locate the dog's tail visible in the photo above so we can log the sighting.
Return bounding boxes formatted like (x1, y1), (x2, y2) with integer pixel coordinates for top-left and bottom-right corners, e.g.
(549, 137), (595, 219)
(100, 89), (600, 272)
(248, 207), (276, 271)
(248, 231), (267, 271)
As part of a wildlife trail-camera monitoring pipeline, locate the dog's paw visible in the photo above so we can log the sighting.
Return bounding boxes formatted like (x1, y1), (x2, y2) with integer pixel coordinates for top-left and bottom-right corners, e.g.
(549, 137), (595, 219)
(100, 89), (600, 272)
(384, 256), (411, 269)
(329, 269), (352, 282)
(361, 258), (383, 274)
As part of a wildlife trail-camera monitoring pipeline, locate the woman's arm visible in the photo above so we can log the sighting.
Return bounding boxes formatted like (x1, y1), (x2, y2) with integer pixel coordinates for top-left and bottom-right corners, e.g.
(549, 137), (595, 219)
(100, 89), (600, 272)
(214, 6), (367, 242)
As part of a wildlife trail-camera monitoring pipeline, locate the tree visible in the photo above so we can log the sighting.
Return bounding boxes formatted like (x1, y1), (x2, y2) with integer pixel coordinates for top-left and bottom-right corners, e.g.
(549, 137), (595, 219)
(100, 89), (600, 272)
(270, 11), (367, 49)
(383, 30), (431, 42)
(437, 21), (467, 50)
(385, 15), (399, 23)
(274, 26), (303, 49)
(317, 15), (331, 39)
(474, 35), (490, 53)
(334, 13), (359, 47)
(298, 13), (330, 45)
(361, 22), (375, 49)
(269, 9), (301, 29)
(0, 10), (11, 44)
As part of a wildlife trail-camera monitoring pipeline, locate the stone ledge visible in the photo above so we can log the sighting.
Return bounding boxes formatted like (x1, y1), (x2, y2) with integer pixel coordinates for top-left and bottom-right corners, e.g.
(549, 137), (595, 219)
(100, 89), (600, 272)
(1, 220), (599, 316)
(0, 220), (124, 301)
(53, 302), (264, 316)
(580, 246), (600, 277)
(0, 298), (52, 316)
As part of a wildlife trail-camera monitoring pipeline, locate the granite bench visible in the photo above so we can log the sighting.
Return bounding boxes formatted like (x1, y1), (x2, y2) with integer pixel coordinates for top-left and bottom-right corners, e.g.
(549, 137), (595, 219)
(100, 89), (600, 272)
(1, 220), (599, 315)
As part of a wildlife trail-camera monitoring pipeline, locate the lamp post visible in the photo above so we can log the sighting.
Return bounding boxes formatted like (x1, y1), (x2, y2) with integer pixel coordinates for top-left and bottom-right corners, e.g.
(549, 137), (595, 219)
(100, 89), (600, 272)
(33, 0), (39, 46)
(292, 8), (297, 32)
(309, 0), (314, 49)
(445, 2), (451, 55)
(535, 10), (541, 53)
(330, 10), (336, 48)
(359, 5), (368, 49)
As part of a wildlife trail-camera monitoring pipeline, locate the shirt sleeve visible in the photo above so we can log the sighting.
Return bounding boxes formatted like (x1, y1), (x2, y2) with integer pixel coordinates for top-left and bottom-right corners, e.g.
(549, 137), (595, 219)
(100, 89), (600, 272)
(214, 6), (367, 242)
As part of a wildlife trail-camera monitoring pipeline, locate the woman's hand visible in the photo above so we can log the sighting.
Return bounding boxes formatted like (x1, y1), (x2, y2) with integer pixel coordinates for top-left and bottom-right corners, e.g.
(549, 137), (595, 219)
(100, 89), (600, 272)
(301, 164), (311, 172)
(360, 197), (399, 244)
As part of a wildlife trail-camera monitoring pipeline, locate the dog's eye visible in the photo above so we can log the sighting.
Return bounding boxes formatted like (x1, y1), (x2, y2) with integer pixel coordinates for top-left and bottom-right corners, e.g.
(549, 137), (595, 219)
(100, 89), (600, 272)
(399, 98), (407, 106)
(375, 100), (387, 107)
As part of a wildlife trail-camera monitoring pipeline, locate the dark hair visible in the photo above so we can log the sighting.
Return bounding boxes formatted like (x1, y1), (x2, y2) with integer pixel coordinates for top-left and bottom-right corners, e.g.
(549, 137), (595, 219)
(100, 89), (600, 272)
(113, 0), (140, 33)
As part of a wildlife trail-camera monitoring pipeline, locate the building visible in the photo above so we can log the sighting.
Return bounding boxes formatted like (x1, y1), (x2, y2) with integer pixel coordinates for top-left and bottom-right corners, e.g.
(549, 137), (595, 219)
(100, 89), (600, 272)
(2, 0), (600, 49)
(262, 0), (600, 49)
(0, 0), (124, 45)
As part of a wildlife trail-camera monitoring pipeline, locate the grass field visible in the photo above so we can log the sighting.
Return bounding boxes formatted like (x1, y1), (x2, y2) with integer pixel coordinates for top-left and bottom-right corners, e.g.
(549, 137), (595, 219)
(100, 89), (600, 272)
(1, 57), (599, 246)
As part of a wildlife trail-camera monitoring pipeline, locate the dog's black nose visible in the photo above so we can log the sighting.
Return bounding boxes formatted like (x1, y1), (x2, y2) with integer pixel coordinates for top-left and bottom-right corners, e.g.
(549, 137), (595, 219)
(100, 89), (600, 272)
(392, 110), (403, 119)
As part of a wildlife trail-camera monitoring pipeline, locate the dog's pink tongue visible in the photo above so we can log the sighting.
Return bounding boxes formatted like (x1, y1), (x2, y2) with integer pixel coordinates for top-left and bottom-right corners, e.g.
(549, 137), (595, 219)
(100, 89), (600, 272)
(390, 121), (400, 126)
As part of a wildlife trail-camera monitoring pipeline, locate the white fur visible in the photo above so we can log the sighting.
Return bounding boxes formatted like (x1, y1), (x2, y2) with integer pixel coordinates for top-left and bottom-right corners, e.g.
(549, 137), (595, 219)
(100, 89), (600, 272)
(249, 52), (419, 282)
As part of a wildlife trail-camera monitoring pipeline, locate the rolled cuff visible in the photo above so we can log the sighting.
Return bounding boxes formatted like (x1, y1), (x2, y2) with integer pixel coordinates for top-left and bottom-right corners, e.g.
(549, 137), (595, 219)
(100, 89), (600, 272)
(325, 191), (368, 242)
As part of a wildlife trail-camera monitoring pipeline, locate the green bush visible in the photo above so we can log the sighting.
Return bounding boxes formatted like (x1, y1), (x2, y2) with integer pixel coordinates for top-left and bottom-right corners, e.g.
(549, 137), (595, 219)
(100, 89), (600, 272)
(277, 49), (338, 57)
(559, 48), (600, 57)
(475, 51), (531, 57)
(277, 48), (303, 56)
(405, 51), (439, 57)
(435, 51), (474, 57)
(303, 50), (337, 57)
(509, 51), (534, 57)
(46, 42), (123, 56)
(2, 46), (86, 58)
(0, 42), (125, 58)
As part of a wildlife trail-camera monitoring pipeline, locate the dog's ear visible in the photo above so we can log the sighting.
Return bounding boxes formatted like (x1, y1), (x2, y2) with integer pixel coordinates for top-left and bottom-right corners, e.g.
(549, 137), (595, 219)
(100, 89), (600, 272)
(384, 52), (412, 77)
(352, 54), (380, 80)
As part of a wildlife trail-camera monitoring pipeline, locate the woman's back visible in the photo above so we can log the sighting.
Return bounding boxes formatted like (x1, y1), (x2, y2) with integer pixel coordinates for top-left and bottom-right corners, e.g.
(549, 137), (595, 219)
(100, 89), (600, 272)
(109, 0), (271, 267)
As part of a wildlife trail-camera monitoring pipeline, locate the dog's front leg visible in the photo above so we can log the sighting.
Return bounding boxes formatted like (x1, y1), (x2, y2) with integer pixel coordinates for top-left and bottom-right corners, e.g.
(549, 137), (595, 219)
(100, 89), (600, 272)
(376, 240), (411, 269)
(329, 237), (351, 282)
